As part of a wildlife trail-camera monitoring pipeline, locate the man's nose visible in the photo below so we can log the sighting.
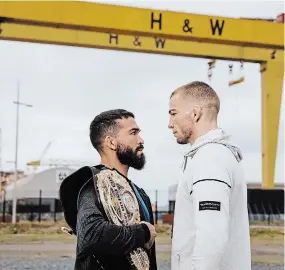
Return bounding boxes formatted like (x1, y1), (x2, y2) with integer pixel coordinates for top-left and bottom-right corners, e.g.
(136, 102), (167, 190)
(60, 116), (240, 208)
(168, 118), (173, 129)
(138, 135), (144, 145)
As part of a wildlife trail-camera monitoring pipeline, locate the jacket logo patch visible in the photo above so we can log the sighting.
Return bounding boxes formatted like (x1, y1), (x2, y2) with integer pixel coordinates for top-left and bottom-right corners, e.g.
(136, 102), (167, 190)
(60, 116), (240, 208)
(199, 201), (221, 211)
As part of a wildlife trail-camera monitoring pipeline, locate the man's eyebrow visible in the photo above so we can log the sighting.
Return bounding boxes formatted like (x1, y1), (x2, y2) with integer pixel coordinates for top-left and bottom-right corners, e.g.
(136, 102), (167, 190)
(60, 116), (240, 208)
(129, 128), (141, 132)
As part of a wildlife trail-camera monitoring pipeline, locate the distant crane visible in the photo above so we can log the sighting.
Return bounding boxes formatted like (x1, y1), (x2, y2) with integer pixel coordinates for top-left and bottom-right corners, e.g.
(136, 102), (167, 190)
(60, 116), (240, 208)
(26, 142), (94, 169)
(26, 141), (52, 169)
(36, 158), (94, 168)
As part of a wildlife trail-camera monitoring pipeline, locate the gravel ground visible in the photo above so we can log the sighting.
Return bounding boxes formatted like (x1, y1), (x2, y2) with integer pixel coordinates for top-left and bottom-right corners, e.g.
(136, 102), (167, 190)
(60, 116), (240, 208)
(0, 232), (283, 270)
(0, 258), (284, 270)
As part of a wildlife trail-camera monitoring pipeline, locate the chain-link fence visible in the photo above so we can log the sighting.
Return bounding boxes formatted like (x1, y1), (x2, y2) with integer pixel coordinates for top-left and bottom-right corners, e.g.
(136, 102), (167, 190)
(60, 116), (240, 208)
(0, 189), (63, 222)
(0, 189), (170, 223)
(0, 188), (284, 225)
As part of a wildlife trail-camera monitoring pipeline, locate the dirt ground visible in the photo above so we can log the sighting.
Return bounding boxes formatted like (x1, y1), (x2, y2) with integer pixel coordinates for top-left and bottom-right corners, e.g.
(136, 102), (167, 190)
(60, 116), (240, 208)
(0, 232), (283, 267)
(0, 224), (283, 269)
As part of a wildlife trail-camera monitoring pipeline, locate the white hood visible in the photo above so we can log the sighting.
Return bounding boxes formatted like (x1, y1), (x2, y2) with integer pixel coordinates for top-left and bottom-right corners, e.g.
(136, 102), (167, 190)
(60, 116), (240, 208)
(182, 128), (243, 170)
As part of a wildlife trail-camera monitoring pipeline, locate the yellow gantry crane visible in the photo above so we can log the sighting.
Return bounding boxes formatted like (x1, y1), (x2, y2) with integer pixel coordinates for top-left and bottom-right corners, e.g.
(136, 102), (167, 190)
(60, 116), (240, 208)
(0, 2), (283, 189)
(26, 141), (52, 167)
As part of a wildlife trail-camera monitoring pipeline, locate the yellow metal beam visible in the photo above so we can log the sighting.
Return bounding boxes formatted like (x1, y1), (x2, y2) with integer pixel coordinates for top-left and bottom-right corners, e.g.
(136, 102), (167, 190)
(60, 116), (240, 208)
(0, 23), (283, 63)
(0, 1), (283, 49)
(0, 2), (283, 189)
(228, 77), (245, 86)
(0, 23), (284, 189)
(261, 61), (284, 189)
(26, 161), (41, 166)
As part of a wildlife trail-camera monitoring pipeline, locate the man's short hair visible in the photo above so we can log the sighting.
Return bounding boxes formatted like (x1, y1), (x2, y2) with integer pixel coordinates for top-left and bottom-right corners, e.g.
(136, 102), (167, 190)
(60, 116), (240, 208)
(171, 81), (220, 114)
(90, 109), (134, 153)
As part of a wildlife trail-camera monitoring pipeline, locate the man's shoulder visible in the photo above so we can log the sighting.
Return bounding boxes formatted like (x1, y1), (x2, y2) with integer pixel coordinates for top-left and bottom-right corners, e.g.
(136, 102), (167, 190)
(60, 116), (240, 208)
(132, 183), (149, 197)
(190, 143), (240, 177)
(193, 143), (237, 162)
(59, 165), (103, 232)
(131, 183), (152, 208)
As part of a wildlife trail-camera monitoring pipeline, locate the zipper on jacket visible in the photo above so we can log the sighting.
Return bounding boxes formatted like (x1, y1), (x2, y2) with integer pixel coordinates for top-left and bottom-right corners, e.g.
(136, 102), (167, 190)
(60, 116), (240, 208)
(177, 253), (180, 269)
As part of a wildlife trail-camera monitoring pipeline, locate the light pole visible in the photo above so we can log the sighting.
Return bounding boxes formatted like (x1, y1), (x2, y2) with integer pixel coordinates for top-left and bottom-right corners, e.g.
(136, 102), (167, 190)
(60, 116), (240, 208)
(12, 81), (33, 224)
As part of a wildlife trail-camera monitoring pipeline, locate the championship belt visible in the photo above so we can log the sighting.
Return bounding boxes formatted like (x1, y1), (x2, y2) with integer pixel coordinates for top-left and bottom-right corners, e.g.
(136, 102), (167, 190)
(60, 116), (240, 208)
(93, 168), (150, 270)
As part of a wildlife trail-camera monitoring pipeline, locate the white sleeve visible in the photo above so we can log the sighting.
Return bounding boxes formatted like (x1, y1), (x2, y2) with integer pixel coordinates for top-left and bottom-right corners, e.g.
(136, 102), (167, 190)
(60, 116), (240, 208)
(190, 155), (232, 270)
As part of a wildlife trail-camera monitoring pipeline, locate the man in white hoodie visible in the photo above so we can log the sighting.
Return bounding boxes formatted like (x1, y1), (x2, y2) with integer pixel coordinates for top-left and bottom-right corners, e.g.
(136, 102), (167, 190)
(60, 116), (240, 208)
(168, 81), (251, 270)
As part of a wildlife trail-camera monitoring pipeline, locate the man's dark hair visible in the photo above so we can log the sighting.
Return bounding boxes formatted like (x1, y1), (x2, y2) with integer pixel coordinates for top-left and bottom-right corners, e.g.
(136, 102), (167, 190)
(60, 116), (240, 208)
(90, 109), (135, 153)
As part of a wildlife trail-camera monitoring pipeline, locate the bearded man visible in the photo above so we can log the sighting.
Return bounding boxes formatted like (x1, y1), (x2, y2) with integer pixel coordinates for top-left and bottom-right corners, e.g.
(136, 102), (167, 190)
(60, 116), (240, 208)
(59, 109), (157, 270)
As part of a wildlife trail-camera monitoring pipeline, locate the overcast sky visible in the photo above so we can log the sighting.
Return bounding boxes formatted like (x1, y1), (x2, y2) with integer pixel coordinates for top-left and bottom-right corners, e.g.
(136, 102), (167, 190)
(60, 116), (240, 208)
(0, 1), (284, 197)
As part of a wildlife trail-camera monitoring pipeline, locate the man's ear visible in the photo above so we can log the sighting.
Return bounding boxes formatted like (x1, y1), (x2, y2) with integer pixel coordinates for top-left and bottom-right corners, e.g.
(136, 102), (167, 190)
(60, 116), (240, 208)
(192, 105), (202, 123)
(105, 136), (117, 151)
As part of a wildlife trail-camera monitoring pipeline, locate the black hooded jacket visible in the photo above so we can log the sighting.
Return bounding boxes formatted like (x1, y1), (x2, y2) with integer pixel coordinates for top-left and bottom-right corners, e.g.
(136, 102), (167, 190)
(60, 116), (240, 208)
(59, 165), (157, 270)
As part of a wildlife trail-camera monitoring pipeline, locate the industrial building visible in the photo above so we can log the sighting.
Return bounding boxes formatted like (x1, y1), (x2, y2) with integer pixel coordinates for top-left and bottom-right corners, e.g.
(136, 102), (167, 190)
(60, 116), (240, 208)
(1, 167), (74, 221)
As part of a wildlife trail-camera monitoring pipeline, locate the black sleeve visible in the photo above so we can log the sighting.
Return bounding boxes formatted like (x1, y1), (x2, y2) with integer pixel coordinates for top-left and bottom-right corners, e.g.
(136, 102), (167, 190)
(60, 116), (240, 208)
(76, 181), (150, 258)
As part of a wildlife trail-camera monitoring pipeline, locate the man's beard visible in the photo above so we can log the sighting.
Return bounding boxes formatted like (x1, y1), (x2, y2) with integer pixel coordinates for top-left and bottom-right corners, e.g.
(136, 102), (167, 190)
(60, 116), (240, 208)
(177, 137), (189, 145)
(116, 143), (146, 170)
(177, 129), (192, 145)
(177, 121), (193, 145)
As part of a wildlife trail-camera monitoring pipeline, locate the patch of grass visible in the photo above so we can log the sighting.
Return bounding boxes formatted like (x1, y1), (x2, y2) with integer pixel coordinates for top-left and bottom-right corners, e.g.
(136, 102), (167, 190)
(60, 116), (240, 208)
(250, 227), (284, 240)
(155, 224), (172, 236)
(0, 220), (68, 235)
(0, 222), (173, 244)
(250, 220), (284, 227)
(0, 233), (76, 244)
(0, 221), (283, 243)
(0, 221), (173, 236)
(0, 234), (171, 245)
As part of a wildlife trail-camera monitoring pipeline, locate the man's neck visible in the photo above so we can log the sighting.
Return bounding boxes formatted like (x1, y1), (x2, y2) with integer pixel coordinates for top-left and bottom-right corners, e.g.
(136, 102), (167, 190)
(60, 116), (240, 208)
(190, 122), (218, 145)
(100, 156), (129, 178)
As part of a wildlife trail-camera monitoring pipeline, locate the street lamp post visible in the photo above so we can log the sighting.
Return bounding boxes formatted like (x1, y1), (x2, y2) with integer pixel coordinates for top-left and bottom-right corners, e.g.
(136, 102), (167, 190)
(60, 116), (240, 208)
(12, 81), (33, 224)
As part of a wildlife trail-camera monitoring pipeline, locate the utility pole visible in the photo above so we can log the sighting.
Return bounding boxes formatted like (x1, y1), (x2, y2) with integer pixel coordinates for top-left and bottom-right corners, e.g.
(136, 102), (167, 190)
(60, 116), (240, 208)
(12, 81), (33, 224)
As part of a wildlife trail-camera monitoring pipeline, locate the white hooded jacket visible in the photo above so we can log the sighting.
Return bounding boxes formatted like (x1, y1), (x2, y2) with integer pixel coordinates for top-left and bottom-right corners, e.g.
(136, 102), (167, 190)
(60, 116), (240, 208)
(171, 129), (251, 270)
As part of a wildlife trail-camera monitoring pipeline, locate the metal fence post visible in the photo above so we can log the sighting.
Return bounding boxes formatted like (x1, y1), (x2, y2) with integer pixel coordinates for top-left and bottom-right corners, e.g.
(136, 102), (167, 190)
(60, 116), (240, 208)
(155, 190), (158, 224)
(38, 189), (42, 223)
(2, 190), (6, 222)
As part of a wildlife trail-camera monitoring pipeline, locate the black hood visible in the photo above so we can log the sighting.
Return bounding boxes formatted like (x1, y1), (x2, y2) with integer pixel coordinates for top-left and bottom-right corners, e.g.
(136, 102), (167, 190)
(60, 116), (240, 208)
(59, 166), (96, 234)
